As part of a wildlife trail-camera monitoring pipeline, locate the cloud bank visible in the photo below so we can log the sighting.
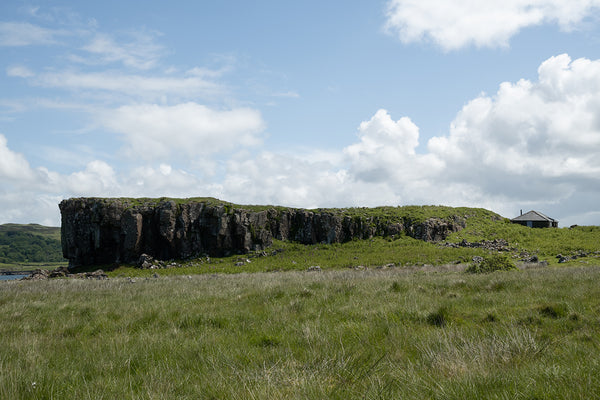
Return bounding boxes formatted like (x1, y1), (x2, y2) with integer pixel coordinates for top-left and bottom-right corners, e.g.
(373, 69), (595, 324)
(2, 53), (600, 226)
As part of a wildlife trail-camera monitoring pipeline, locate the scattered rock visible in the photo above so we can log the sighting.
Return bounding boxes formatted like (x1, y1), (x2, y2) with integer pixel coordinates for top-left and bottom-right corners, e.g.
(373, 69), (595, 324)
(22, 267), (107, 280)
(307, 266), (322, 272)
(23, 269), (50, 280)
(48, 266), (70, 278)
(80, 270), (108, 280)
(445, 239), (511, 252)
(138, 253), (155, 269)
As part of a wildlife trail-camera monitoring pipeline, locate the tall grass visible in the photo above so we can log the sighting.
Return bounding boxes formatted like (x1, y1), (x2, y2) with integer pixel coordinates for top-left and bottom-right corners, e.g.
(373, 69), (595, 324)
(1, 266), (600, 398)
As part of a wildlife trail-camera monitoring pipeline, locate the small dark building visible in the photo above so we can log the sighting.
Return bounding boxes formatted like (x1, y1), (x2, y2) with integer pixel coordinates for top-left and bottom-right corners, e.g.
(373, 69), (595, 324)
(511, 210), (558, 228)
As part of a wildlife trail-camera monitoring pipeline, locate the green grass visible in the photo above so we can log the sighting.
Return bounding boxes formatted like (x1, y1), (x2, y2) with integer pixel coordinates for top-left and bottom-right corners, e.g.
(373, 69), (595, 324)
(0, 261), (66, 272)
(106, 236), (489, 278)
(1, 266), (600, 399)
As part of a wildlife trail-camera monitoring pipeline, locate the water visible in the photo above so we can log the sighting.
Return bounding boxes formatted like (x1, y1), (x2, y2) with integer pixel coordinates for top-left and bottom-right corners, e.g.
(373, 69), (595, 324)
(0, 274), (27, 281)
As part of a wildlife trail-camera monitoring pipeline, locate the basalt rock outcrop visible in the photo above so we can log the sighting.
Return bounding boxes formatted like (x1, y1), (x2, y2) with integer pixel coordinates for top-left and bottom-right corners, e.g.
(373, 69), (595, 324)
(60, 198), (467, 267)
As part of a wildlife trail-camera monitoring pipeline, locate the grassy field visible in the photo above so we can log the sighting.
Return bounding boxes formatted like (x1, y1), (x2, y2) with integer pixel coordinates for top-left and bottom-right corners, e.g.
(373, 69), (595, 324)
(1, 265), (600, 399)
(2, 207), (600, 398)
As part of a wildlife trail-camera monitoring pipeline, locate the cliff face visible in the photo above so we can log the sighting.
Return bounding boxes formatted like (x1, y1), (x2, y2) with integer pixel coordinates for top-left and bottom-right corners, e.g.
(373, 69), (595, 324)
(60, 198), (466, 267)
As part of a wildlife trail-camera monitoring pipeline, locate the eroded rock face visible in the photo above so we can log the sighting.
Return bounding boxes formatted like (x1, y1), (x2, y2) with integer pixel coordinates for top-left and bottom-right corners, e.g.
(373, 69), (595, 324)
(60, 198), (466, 267)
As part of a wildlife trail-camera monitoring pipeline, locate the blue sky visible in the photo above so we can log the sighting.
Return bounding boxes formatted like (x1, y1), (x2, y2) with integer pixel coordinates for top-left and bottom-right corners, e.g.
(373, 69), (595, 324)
(2, 0), (600, 226)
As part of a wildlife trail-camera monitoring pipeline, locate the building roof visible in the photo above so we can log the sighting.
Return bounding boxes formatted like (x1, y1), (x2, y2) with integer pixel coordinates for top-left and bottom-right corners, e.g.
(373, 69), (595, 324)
(511, 210), (558, 223)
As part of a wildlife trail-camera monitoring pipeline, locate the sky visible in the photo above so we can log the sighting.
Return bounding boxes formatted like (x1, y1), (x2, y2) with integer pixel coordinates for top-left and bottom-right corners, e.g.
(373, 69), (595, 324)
(2, 0), (600, 227)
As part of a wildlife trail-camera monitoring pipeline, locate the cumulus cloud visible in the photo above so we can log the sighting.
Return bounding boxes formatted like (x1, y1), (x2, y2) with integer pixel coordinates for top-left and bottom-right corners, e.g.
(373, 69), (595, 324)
(99, 102), (265, 161)
(344, 109), (441, 184)
(385, 0), (600, 50)
(0, 134), (36, 181)
(428, 53), (600, 202)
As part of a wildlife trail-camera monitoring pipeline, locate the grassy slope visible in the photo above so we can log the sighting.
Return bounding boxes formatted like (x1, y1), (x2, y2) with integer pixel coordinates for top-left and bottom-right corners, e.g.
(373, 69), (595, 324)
(0, 224), (61, 241)
(1, 267), (599, 399)
(0, 224), (65, 271)
(106, 206), (600, 278)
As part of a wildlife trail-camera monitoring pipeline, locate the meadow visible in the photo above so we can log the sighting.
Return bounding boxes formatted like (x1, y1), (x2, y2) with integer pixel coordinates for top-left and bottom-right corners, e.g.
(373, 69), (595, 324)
(1, 265), (599, 399)
(2, 210), (600, 398)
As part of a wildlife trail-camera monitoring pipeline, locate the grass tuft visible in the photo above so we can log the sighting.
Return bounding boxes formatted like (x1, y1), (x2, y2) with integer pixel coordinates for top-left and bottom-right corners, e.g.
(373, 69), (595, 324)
(426, 305), (450, 327)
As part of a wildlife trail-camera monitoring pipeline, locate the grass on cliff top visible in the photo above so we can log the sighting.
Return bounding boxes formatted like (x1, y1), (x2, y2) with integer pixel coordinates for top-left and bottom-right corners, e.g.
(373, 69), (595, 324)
(1, 266), (600, 399)
(82, 197), (499, 224)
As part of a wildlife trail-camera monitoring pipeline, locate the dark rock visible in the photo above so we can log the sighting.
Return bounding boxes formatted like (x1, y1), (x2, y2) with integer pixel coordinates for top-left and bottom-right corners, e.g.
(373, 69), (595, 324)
(138, 253), (155, 269)
(48, 266), (70, 278)
(60, 198), (468, 267)
(23, 269), (50, 280)
(23, 267), (107, 280)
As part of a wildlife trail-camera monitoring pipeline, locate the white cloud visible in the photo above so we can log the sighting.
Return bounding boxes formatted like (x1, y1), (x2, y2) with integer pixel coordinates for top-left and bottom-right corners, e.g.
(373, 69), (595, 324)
(0, 21), (66, 46)
(6, 65), (35, 78)
(79, 31), (164, 70)
(221, 151), (400, 208)
(425, 53), (600, 216)
(0, 134), (36, 181)
(385, 0), (600, 51)
(35, 71), (223, 100)
(60, 160), (119, 196)
(99, 102), (265, 161)
(346, 109), (420, 182)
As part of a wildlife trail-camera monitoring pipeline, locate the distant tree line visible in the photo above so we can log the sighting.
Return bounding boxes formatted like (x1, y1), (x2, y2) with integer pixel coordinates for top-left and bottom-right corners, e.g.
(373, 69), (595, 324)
(0, 231), (63, 263)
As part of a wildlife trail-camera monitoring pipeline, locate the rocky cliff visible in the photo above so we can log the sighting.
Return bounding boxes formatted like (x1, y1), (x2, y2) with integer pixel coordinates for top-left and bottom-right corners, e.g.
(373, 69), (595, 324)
(60, 198), (467, 267)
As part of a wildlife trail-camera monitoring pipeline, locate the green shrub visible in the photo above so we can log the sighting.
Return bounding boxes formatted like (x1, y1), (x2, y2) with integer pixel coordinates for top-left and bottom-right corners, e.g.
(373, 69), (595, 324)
(466, 254), (517, 274)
